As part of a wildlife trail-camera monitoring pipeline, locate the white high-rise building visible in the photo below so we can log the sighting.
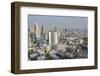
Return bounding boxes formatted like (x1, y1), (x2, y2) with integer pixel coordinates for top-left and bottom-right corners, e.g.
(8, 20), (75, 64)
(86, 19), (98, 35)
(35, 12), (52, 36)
(49, 32), (58, 45)
(49, 32), (51, 44)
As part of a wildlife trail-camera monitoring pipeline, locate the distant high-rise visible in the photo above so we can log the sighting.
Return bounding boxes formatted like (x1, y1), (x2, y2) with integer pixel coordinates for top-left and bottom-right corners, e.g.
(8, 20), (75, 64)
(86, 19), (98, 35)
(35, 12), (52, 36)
(49, 32), (58, 45)
(44, 28), (49, 40)
(41, 25), (44, 34)
(34, 23), (40, 32)
(34, 23), (41, 42)
(54, 26), (59, 32)
(28, 28), (32, 48)
(54, 26), (57, 32)
(41, 25), (45, 39)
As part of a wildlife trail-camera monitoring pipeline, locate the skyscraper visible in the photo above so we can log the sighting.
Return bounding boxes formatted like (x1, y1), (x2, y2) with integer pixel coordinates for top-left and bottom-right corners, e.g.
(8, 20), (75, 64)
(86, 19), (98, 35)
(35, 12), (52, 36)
(34, 23), (41, 43)
(49, 32), (51, 44)
(41, 25), (45, 39)
(49, 32), (58, 45)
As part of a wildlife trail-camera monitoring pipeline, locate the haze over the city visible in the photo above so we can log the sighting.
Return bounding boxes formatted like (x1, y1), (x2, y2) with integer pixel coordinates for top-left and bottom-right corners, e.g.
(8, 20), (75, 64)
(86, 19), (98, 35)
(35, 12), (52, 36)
(28, 15), (88, 30)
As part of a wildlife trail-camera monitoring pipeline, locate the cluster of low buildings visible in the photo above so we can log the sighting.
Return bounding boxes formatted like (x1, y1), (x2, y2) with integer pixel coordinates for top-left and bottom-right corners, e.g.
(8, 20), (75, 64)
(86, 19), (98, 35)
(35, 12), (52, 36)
(28, 23), (88, 60)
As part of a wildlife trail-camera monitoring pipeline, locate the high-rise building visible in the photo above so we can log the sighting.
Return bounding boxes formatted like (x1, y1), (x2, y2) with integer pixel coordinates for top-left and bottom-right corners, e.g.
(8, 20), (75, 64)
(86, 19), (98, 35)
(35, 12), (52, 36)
(34, 23), (40, 32)
(49, 32), (51, 44)
(34, 23), (41, 42)
(41, 25), (44, 34)
(28, 28), (33, 48)
(44, 28), (49, 40)
(49, 32), (58, 45)
(54, 26), (57, 32)
(41, 25), (45, 39)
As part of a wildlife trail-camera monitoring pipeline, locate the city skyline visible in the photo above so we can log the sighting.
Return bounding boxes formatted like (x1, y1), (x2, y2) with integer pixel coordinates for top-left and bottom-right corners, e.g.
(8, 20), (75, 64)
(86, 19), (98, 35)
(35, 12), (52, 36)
(28, 15), (88, 60)
(28, 15), (88, 30)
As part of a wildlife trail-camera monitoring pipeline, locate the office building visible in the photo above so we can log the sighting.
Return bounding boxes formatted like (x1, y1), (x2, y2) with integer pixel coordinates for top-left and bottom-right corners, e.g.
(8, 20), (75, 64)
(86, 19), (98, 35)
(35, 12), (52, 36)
(49, 32), (58, 45)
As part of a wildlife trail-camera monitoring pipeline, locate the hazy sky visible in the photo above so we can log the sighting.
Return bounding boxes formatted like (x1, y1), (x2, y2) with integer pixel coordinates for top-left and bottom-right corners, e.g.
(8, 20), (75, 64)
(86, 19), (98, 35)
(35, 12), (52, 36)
(28, 15), (88, 30)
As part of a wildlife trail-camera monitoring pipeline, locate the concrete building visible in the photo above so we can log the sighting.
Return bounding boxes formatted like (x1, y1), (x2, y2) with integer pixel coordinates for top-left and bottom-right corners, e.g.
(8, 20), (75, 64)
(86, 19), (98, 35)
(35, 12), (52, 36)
(57, 44), (66, 51)
(49, 32), (58, 45)
(34, 23), (41, 42)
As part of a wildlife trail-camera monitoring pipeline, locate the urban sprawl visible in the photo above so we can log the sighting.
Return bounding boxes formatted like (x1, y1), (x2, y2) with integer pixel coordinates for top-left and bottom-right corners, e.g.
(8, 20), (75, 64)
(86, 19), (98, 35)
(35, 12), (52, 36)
(28, 23), (88, 60)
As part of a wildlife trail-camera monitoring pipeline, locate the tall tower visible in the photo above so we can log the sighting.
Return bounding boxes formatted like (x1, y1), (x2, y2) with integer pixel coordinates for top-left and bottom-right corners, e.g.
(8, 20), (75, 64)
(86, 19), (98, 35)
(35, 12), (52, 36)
(49, 32), (51, 44)
(41, 25), (44, 34)
(28, 28), (32, 48)
(34, 23), (41, 43)
(41, 25), (44, 39)
(49, 32), (58, 45)
(34, 23), (40, 32)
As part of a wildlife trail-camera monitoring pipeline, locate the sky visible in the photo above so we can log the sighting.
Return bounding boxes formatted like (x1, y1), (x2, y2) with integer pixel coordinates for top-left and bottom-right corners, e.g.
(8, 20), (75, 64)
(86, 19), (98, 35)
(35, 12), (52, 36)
(28, 15), (88, 30)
